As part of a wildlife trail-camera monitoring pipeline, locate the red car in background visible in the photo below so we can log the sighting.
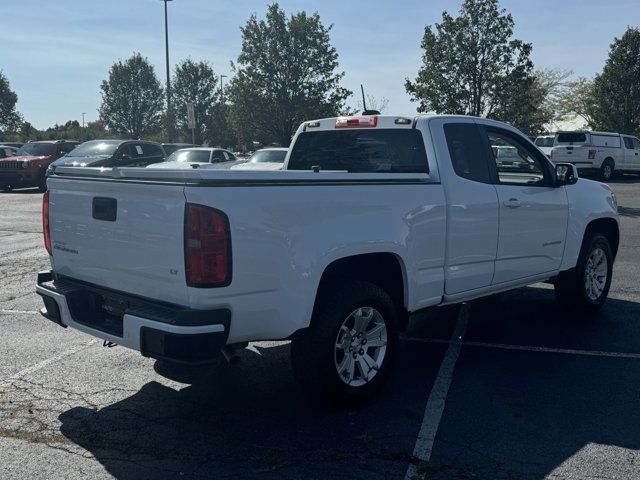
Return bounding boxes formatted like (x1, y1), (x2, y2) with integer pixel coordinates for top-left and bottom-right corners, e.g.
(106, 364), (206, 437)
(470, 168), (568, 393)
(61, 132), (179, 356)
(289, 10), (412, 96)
(0, 140), (79, 192)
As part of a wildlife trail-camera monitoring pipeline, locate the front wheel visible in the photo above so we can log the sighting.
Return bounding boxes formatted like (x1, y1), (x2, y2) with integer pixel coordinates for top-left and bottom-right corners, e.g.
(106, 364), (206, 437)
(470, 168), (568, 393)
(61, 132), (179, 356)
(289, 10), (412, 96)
(555, 233), (613, 314)
(290, 280), (398, 406)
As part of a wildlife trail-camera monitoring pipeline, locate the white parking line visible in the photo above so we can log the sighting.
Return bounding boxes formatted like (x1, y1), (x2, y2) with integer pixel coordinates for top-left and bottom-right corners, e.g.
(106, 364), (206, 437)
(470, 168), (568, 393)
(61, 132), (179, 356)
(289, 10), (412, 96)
(402, 336), (640, 360)
(405, 303), (469, 480)
(0, 339), (98, 389)
(0, 309), (38, 315)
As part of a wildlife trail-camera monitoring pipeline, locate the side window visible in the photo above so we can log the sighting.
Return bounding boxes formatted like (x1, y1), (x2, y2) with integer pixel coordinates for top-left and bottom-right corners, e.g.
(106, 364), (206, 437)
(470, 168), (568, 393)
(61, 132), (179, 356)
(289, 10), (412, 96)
(623, 137), (634, 149)
(57, 144), (75, 157)
(141, 144), (162, 157)
(211, 151), (226, 163)
(443, 123), (492, 183)
(116, 144), (133, 160)
(131, 144), (145, 157)
(633, 138), (640, 150)
(485, 127), (550, 186)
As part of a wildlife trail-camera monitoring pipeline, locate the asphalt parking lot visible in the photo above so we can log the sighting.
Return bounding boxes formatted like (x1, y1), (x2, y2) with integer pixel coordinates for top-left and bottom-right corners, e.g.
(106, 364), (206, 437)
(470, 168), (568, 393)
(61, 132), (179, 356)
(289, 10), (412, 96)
(1, 178), (640, 480)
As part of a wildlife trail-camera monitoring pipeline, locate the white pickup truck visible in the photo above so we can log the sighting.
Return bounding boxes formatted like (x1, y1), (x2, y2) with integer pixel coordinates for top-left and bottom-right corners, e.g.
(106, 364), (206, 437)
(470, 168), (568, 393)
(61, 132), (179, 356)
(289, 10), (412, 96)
(36, 115), (619, 404)
(550, 130), (640, 181)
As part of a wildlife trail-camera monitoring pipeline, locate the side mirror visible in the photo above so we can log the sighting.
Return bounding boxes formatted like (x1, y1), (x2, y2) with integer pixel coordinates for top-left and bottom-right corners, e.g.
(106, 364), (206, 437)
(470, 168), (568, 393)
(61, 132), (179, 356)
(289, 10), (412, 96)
(555, 163), (578, 186)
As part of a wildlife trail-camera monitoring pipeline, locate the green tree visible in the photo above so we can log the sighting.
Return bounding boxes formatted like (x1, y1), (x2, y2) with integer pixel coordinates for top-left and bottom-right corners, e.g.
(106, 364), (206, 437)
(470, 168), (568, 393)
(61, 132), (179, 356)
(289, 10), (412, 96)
(554, 76), (595, 128)
(228, 3), (351, 146)
(19, 121), (36, 142)
(99, 53), (164, 139)
(590, 27), (640, 135)
(406, 0), (534, 125)
(172, 59), (220, 144)
(0, 72), (22, 139)
(207, 102), (237, 148)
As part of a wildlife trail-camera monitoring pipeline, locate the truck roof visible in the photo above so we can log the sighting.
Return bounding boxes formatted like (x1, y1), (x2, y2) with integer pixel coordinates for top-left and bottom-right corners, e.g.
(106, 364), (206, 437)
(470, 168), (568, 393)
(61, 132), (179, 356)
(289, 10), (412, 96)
(556, 130), (620, 136)
(297, 114), (527, 139)
(28, 140), (80, 144)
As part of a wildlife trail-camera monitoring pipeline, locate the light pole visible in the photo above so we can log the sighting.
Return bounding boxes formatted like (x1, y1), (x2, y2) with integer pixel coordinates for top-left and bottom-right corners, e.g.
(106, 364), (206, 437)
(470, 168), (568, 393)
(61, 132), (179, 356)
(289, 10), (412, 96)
(161, 0), (174, 141)
(82, 112), (86, 129)
(219, 74), (227, 103)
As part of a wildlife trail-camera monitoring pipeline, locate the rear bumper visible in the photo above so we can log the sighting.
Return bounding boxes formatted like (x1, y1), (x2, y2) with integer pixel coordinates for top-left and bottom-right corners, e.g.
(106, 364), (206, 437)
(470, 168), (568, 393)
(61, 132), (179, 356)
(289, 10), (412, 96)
(36, 271), (230, 364)
(0, 172), (38, 187)
(551, 160), (595, 170)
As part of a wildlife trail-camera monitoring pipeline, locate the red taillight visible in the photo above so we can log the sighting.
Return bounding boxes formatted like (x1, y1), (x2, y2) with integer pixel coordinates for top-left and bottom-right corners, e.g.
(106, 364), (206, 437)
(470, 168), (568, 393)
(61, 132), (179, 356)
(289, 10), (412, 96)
(335, 116), (377, 128)
(184, 203), (231, 287)
(42, 191), (51, 255)
(588, 149), (596, 160)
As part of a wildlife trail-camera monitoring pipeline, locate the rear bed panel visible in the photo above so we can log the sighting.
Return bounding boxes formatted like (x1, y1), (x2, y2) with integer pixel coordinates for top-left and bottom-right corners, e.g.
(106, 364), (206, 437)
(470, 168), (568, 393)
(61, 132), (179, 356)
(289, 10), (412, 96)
(48, 177), (189, 305)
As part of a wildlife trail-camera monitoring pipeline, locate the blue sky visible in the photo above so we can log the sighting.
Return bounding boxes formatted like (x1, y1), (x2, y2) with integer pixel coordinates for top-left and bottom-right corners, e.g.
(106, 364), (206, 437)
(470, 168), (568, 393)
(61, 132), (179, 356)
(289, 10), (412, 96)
(1, 0), (639, 129)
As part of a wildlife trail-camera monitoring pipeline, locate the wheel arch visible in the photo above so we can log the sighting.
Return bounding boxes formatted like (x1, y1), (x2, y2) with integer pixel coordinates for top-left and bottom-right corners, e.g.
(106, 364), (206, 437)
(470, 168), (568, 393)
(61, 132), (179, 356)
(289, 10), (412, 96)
(312, 252), (410, 331)
(584, 217), (619, 259)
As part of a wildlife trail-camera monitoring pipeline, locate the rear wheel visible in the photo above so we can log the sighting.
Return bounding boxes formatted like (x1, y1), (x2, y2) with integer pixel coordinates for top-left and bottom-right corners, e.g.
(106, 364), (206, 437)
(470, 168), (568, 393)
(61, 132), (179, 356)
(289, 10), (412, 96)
(600, 159), (614, 182)
(555, 233), (613, 314)
(291, 280), (398, 406)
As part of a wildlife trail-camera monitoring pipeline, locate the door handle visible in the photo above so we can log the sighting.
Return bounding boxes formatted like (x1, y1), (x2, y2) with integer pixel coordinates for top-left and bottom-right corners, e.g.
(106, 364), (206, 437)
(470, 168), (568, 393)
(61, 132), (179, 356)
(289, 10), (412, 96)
(503, 198), (521, 208)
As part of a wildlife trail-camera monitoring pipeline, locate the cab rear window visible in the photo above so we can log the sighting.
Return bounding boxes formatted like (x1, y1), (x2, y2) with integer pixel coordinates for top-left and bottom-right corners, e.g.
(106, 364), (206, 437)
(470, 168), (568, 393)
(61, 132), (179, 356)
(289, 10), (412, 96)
(556, 132), (587, 144)
(287, 129), (428, 173)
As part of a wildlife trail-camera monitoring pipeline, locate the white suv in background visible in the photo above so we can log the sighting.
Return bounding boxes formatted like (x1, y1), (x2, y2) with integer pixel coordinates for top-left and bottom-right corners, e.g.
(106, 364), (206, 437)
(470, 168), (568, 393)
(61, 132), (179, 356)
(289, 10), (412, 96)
(534, 135), (555, 157)
(550, 131), (640, 181)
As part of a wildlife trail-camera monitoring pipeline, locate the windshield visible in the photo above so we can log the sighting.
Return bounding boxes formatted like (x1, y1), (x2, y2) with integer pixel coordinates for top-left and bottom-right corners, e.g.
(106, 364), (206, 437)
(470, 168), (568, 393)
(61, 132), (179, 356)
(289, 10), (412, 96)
(167, 149), (211, 163)
(535, 137), (554, 147)
(16, 143), (54, 156)
(66, 140), (120, 157)
(556, 132), (587, 144)
(250, 150), (287, 163)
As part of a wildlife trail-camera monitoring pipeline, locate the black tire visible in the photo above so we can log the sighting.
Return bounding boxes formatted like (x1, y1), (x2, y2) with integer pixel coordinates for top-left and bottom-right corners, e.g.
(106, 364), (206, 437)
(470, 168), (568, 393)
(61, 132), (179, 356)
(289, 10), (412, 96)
(291, 279), (399, 406)
(600, 159), (614, 182)
(555, 233), (613, 314)
(37, 175), (47, 193)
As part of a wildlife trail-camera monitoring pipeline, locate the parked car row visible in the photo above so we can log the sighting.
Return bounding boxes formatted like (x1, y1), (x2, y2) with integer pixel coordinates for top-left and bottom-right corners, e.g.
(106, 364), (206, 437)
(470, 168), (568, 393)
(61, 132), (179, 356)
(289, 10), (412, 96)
(535, 130), (640, 181)
(0, 140), (80, 191)
(0, 138), (289, 191)
(47, 139), (165, 176)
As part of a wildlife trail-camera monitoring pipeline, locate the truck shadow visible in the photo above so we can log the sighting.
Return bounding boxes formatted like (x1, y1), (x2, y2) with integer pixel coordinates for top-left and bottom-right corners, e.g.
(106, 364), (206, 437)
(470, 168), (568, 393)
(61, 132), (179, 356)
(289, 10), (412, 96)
(58, 333), (447, 479)
(58, 288), (640, 480)
(617, 205), (640, 218)
(607, 175), (640, 184)
(428, 287), (640, 479)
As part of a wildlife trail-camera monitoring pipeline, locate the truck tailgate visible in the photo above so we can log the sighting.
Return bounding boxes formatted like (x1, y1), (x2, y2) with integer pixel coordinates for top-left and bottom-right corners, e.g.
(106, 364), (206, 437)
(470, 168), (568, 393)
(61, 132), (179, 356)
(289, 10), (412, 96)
(552, 145), (589, 163)
(48, 177), (189, 305)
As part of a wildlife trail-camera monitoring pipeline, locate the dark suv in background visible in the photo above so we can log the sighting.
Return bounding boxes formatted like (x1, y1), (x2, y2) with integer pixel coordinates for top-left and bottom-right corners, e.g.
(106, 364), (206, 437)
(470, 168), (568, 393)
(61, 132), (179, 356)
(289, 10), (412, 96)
(0, 140), (79, 192)
(47, 139), (165, 176)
